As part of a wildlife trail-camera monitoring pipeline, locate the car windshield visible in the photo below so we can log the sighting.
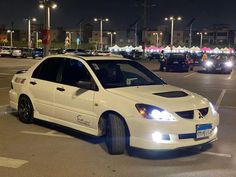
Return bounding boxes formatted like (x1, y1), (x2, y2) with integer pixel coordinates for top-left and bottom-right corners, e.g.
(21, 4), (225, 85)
(88, 60), (166, 89)
(215, 55), (229, 61)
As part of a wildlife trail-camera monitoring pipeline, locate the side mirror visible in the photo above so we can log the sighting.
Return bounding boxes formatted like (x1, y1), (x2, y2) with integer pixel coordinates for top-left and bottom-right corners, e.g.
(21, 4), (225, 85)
(76, 81), (98, 91)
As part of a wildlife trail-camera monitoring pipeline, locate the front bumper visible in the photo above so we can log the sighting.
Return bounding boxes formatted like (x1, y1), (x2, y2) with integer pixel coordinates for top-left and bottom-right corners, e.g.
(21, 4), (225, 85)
(127, 115), (219, 150)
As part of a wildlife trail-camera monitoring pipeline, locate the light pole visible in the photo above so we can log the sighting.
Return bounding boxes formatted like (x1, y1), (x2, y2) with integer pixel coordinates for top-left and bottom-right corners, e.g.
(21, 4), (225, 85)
(165, 16), (182, 46)
(94, 18), (109, 51)
(107, 32), (116, 47)
(25, 17), (36, 48)
(7, 30), (14, 47)
(197, 32), (207, 48)
(153, 32), (163, 47)
(33, 31), (40, 48)
(39, 0), (57, 56)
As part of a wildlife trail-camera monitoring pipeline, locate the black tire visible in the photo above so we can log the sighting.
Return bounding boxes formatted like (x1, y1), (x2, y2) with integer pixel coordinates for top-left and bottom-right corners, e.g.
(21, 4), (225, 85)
(106, 114), (126, 155)
(18, 96), (34, 123)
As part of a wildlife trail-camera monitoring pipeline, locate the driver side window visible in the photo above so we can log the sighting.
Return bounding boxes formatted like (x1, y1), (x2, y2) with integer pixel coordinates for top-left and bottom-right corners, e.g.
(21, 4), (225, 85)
(60, 59), (92, 87)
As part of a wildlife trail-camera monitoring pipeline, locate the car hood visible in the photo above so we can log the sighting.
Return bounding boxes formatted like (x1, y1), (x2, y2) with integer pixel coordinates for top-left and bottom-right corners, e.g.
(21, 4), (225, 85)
(106, 84), (209, 112)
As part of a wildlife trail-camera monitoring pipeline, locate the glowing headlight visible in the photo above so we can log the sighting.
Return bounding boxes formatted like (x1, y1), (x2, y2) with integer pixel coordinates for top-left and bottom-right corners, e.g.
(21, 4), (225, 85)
(205, 61), (213, 67)
(136, 104), (176, 121)
(209, 102), (218, 116)
(225, 61), (233, 67)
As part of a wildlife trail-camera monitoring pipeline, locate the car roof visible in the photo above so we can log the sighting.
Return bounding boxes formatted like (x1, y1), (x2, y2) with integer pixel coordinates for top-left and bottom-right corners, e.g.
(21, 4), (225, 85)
(48, 54), (129, 61)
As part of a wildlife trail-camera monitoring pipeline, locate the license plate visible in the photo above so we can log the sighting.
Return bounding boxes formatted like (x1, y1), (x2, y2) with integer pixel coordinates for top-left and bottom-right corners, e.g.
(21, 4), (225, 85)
(173, 61), (179, 64)
(216, 68), (221, 70)
(196, 124), (212, 139)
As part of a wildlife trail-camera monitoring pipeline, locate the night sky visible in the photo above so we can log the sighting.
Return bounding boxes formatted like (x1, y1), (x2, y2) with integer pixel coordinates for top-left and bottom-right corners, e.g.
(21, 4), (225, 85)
(0, 0), (235, 30)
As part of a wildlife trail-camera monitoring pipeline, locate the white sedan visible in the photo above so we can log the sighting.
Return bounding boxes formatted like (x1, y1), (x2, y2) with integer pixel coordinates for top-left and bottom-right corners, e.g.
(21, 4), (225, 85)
(9, 55), (219, 154)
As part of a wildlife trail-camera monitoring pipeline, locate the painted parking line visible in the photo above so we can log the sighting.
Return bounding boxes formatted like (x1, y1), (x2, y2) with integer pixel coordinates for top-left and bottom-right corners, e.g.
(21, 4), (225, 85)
(0, 157), (28, 168)
(221, 105), (236, 109)
(0, 105), (17, 115)
(0, 73), (12, 76)
(215, 89), (226, 111)
(202, 151), (232, 158)
(0, 87), (10, 90)
(21, 130), (73, 139)
(0, 104), (9, 108)
(184, 72), (196, 78)
(227, 70), (234, 80)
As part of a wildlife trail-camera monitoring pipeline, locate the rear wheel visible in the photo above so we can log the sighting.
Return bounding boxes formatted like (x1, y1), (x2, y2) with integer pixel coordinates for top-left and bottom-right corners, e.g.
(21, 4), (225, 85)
(18, 96), (34, 123)
(106, 114), (126, 155)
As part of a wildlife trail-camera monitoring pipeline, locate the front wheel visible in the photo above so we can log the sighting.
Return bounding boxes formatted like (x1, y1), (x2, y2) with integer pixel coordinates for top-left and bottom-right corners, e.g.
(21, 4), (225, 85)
(18, 96), (34, 123)
(106, 114), (127, 155)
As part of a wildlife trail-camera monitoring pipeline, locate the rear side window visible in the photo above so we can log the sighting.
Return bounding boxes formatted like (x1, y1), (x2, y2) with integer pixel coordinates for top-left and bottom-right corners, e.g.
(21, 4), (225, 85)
(32, 58), (63, 82)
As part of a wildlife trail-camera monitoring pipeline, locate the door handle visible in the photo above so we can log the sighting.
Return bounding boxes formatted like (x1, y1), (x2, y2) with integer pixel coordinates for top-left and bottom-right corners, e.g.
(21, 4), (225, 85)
(56, 87), (65, 92)
(30, 81), (37, 85)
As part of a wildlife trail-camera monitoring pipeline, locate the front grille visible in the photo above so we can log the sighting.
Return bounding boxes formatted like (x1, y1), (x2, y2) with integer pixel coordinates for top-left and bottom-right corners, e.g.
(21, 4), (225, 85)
(176, 110), (194, 119)
(179, 133), (196, 139)
(199, 107), (209, 116)
(176, 107), (209, 120)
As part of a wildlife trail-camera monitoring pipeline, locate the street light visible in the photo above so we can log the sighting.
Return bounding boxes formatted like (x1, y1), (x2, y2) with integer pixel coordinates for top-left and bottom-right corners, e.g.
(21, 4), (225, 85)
(107, 32), (116, 47)
(7, 30), (14, 47)
(39, 0), (57, 56)
(197, 32), (207, 48)
(165, 16), (182, 46)
(25, 17), (37, 48)
(94, 18), (109, 50)
(153, 32), (163, 47)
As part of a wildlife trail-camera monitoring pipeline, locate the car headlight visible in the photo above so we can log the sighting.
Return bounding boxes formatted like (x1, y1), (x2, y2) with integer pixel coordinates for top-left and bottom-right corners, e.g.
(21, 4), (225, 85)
(205, 61), (213, 67)
(209, 102), (218, 116)
(135, 104), (176, 121)
(225, 61), (233, 67)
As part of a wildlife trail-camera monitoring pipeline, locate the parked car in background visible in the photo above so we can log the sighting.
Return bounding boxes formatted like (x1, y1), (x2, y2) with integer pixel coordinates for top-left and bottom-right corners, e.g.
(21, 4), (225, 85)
(49, 48), (63, 55)
(202, 54), (234, 74)
(190, 52), (203, 65)
(160, 53), (194, 72)
(0, 46), (15, 57)
(95, 50), (111, 56)
(63, 48), (88, 55)
(148, 52), (164, 60)
(12, 48), (32, 58)
(121, 50), (143, 60)
(32, 48), (43, 59)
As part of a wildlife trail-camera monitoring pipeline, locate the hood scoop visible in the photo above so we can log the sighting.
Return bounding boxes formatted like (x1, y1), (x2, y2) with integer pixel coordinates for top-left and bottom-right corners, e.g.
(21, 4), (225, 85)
(153, 91), (188, 98)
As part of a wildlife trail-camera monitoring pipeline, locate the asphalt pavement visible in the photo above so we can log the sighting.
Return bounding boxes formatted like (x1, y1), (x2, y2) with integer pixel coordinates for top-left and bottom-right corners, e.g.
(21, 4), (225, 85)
(0, 57), (236, 177)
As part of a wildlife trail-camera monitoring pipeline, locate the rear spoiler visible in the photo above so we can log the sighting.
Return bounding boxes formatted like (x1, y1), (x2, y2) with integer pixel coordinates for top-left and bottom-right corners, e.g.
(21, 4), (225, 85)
(16, 70), (28, 74)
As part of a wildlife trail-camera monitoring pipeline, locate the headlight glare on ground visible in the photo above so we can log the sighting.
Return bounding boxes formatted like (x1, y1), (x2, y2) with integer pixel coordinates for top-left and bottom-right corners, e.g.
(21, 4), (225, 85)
(136, 104), (176, 121)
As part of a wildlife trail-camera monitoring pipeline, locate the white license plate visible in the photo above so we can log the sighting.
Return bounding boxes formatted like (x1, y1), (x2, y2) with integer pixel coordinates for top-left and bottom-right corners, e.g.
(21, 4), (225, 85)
(173, 61), (179, 64)
(196, 124), (212, 139)
(216, 68), (221, 70)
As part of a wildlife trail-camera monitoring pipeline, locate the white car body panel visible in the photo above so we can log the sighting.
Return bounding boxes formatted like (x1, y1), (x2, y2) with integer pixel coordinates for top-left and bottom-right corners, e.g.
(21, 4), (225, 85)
(9, 55), (220, 150)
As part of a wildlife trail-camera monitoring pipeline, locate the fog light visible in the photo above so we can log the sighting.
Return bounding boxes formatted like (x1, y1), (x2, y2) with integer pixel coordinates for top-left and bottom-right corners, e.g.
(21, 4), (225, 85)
(152, 132), (163, 143)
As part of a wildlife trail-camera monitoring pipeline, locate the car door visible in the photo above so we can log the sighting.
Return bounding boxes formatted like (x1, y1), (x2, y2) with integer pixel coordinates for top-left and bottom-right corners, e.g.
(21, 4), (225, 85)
(53, 58), (98, 134)
(29, 57), (63, 118)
